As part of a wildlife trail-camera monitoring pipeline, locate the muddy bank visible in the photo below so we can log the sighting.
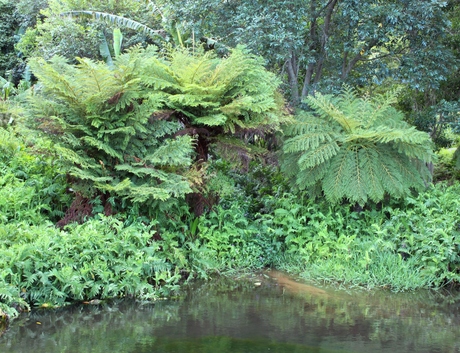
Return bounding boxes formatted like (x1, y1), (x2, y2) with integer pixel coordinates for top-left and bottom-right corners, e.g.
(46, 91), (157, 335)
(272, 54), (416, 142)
(265, 269), (328, 296)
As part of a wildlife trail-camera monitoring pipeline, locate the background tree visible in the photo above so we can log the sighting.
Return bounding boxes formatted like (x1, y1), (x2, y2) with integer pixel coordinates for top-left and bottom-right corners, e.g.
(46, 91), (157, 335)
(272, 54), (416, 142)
(0, 0), (21, 78)
(281, 87), (435, 206)
(395, 1), (460, 150)
(165, 0), (456, 104)
(16, 0), (164, 62)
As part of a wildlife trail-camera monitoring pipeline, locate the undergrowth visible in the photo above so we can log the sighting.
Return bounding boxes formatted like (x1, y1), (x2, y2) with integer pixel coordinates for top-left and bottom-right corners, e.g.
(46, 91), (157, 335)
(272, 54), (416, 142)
(0, 215), (213, 320)
(196, 163), (459, 291)
(1, 142), (459, 323)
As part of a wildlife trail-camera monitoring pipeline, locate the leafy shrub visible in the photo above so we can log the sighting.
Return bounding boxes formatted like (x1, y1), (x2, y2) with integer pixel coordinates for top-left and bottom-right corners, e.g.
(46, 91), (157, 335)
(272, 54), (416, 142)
(0, 127), (70, 223)
(196, 203), (284, 270)
(15, 0), (157, 62)
(383, 183), (460, 286)
(237, 180), (459, 291)
(433, 147), (460, 182)
(0, 215), (212, 317)
(27, 44), (285, 219)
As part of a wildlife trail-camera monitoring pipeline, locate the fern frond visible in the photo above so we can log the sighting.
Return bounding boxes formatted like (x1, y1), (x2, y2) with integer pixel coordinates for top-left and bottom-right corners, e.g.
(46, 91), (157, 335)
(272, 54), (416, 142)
(385, 147), (425, 189)
(304, 93), (360, 132)
(139, 57), (179, 91)
(297, 141), (340, 169)
(296, 160), (330, 188)
(322, 150), (354, 204)
(283, 111), (327, 135)
(373, 147), (405, 197)
(75, 58), (117, 110)
(283, 130), (338, 154)
(70, 168), (112, 183)
(144, 136), (194, 166)
(358, 147), (385, 203)
(115, 164), (169, 179)
(193, 114), (227, 126)
(29, 57), (80, 108)
(81, 136), (123, 160)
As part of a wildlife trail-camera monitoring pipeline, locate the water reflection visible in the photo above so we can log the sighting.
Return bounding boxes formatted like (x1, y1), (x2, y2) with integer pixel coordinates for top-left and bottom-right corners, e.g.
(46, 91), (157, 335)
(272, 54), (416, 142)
(1, 271), (459, 353)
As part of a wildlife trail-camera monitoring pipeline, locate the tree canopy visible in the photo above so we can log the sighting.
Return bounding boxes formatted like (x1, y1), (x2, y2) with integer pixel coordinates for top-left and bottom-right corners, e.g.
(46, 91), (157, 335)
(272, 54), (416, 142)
(166, 0), (456, 103)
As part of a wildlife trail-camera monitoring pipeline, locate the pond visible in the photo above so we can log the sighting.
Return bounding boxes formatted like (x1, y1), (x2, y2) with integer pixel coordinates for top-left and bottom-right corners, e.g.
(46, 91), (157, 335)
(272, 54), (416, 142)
(1, 270), (459, 353)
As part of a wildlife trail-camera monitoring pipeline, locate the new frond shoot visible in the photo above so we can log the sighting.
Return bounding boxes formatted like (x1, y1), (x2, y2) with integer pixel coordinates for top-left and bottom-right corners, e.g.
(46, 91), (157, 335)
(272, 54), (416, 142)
(281, 87), (435, 206)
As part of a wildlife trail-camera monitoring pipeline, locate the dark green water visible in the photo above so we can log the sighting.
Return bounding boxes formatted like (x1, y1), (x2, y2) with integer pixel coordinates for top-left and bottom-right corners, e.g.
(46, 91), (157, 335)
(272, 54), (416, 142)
(1, 272), (459, 353)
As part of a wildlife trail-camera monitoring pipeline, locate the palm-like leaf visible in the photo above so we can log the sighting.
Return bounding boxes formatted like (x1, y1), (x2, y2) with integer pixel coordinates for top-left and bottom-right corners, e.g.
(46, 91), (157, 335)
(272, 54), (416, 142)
(61, 11), (166, 41)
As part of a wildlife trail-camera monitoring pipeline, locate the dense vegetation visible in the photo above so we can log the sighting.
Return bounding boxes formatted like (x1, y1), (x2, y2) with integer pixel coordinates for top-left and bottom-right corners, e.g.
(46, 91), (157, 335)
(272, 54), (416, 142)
(1, 0), (460, 323)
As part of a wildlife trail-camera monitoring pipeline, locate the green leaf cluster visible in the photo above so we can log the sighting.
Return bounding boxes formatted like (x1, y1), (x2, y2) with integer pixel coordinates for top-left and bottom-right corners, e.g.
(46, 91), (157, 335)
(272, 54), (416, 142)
(282, 87), (435, 205)
(0, 215), (210, 313)
(128, 44), (285, 136)
(27, 49), (194, 206)
(15, 0), (161, 62)
(0, 127), (70, 223)
(27, 43), (284, 211)
(0, 1), (20, 77)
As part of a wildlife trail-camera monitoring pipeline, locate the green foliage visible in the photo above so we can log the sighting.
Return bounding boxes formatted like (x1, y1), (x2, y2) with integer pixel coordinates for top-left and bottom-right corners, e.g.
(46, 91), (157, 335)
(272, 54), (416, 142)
(195, 161), (459, 291)
(166, 0), (455, 102)
(196, 203), (284, 270)
(62, 10), (166, 43)
(0, 215), (211, 314)
(27, 49), (195, 209)
(191, 181), (460, 291)
(282, 88), (435, 205)
(0, 138), (459, 321)
(0, 127), (70, 223)
(16, 0), (162, 61)
(433, 146), (460, 182)
(383, 183), (460, 287)
(0, 1), (21, 77)
(259, 187), (459, 291)
(27, 43), (284, 214)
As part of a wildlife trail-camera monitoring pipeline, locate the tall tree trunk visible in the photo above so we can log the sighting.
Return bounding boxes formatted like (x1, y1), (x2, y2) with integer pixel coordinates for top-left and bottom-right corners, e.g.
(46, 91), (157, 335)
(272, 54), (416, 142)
(300, 0), (339, 100)
(286, 54), (300, 105)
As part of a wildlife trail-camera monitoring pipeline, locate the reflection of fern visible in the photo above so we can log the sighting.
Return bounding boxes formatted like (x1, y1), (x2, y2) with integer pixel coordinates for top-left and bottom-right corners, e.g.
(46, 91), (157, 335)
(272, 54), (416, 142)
(282, 87), (435, 205)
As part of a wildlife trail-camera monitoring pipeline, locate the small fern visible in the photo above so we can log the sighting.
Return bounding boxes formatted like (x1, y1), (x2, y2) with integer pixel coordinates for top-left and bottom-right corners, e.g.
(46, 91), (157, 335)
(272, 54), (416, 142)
(282, 87), (435, 205)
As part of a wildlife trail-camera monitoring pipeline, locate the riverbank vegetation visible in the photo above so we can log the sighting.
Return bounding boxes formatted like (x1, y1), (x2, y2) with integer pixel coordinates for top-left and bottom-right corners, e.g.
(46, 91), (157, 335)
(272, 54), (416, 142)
(1, 0), (460, 323)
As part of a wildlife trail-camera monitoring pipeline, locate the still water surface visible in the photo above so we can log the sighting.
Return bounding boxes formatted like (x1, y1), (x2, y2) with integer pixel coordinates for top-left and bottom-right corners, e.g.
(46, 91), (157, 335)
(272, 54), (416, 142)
(1, 271), (459, 353)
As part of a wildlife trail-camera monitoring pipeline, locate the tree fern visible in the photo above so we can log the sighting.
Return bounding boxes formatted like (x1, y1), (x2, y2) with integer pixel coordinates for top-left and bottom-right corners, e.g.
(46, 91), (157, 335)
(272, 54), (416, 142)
(27, 50), (194, 215)
(282, 88), (435, 205)
(27, 43), (284, 218)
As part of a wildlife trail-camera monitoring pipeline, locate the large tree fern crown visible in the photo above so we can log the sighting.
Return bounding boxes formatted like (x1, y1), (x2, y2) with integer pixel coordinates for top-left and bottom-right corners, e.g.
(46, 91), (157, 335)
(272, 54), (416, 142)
(282, 87), (435, 205)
